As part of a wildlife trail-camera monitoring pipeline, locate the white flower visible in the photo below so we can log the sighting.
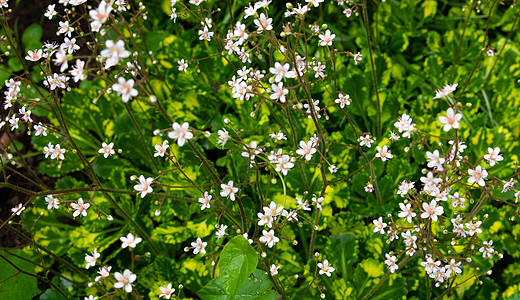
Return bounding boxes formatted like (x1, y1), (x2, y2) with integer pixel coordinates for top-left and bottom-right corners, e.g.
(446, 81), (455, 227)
(154, 140), (169, 157)
(51, 143), (66, 160)
(70, 59), (87, 82)
(445, 259), (462, 277)
(95, 265), (112, 282)
(394, 113), (414, 138)
(398, 203), (416, 223)
(479, 240), (494, 258)
(178, 59), (188, 72)
(426, 150), (445, 171)
(376, 145), (393, 162)
(317, 259), (335, 276)
(220, 181), (238, 201)
(259, 229), (279, 248)
(439, 108), (462, 131)
(53, 48), (68, 73)
(34, 123), (48, 136)
(11, 203), (25, 216)
(269, 62), (291, 83)
(270, 82), (289, 103)
(354, 52), (362, 64)
(101, 40), (130, 69)
(58, 21), (74, 37)
(467, 165), (488, 187)
(85, 249), (100, 269)
(372, 217), (387, 234)
(465, 220), (482, 236)
(114, 269), (136, 293)
(335, 93), (351, 108)
(296, 140), (316, 161)
(120, 233), (142, 249)
(215, 224), (227, 239)
(318, 30), (335, 46)
(61, 37), (80, 54)
(134, 175), (153, 198)
(112, 77), (138, 103)
(359, 135), (374, 148)
(254, 13), (273, 32)
(275, 155), (294, 175)
(306, 0), (324, 7)
(25, 49), (43, 62)
(159, 283), (175, 299)
(484, 147), (503, 166)
(90, 0), (112, 31)
(45, 195), (60, 209)
(502, 178), (515, 193)
(198, 191), (212, 210)
(384, 254), (399, 273)
(449, 192), (465, 208)
(98, 142), (115, 158)
(421, 200), (444, 222)
(71, 198), (90, 218)
(45, 4), (57, 19)
(191, 237), (207, 254)
(217, 129), (230, 146)
(297, 197), (311, 211)
(168, 122), (193, 147)
(270, 264), (280, 276)
(401, 230), (417, 248)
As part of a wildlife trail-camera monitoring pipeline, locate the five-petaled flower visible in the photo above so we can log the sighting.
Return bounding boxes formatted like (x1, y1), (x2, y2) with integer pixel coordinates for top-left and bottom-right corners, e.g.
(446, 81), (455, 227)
(439, 108), (462, 131)
(421, 200), (444, 222)
(85, 249), (100, 269)
(468, 165), (488, 187)
(318, 30), (335, 46)
(198, 191), (212, 210)
(98, 142), (115, 158)
(376, 145), (393, 162)
(372, 217), (387, 234)
(114, 269), (136, 293)
(168, 122), (193, 147)
(71, 198), (90, 218)
(120, 233), (142, 249)
(484, 147), (503, 166)
(134, 175), (153, 198)
(159, 283), (175, 299)
(317, 259), (335, 277)
(112, 77), (138, 103)
(220, 181), (238, 201)
(260, 229), (279, 248)
(191, 237), (207, 254)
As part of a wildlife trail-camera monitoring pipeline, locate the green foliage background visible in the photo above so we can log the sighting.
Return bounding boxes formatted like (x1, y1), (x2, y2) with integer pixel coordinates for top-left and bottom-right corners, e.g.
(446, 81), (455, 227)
(2, 0), (520, 299)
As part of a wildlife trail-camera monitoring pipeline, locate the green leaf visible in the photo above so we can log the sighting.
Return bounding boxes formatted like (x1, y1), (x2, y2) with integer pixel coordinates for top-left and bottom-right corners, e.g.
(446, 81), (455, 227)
(198, 269), (278, 300)
(39, 289), (67, 300)
(219, 236), (259, 299)
(329, 233), (358, 279)
(0, 250), (40, 300)
(22, 24), (43, 49)
(354, 258), (384, 299)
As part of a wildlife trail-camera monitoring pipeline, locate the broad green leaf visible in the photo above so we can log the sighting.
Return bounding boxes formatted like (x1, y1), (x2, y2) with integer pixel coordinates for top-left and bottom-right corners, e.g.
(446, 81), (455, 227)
(22, 24), (43, 49)
(329, 233), (358, 280)
(0, 250), (40, 300)
(219, 236), (259, 299)
(371, 274), (407, 300)
(354, 258), (384, 299)
(39, 289), (67, 300)
(198, 269), (278, 300)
